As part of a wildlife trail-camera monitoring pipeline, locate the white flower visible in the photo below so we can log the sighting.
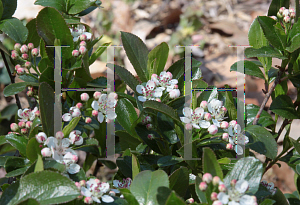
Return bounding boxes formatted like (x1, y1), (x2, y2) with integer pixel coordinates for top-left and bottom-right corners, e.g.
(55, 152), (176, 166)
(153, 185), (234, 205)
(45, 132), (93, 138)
(228, 124), (249, 155)
(136, 80), (163, 102)
(81, 179), (114, 203)
(63, 152), (80, 174)
(189, 173), (196, 181)
(69, 25), (92, 42)
(113, 178), (132, 189)
(69, 130), (83, 145)
(62, 107), (81, 122)
(180, 107), (205, 129)
(18, 107), (38, 122)
(151, 71), (178, 92)
(91, 92), (117, 123)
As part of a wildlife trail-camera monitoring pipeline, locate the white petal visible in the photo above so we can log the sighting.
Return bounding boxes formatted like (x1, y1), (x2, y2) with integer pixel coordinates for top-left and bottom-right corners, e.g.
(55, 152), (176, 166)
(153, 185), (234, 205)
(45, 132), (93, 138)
(91, 101), (100, 110)
(228, 126), (234, 136)
(169, 79), (178, 84)
(212, 119), (220, 127)
(239, 195), (254, 205)
(101, 195), (114, 203)
(67, 163), (80, 174)
(229, 201), (240, 205)
(92, 196), (101, 203)
(62, 113), (72, 122)
(183, 107), (193, 118)
(75, 136), (83, 145)
(153, 89), (162, 97)
(235, 145), (244, 155)
(136, 85), (145, 94)
(138, 96), (146, 102)
(111, 188), (121, 193)
(62, 138), (71, 148)
(199, 120), (210, 128)
(192, 123), (200, 129)
(81, 187), (92, 197)
(217, 192), (229, 204)
(107, 111), (117, 120)
(98, 112), (104, 123)
(194, 107), (204, 116)
(45, 137), (58, 148)
(234, 124), (241, 134)
(113, 180), (120, 188)
(180, 117), (191, 124)
(235, 179), (249, 193)
(146, 81), (156, 90)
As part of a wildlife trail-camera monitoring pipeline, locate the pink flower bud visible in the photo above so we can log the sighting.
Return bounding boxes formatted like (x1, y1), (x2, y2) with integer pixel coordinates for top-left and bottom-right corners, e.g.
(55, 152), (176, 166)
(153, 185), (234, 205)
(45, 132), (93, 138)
(279, 7), (286, 14)
(18, 121), (26, 128)
(221, 107), (227, 113)
(211, 192), (218, 201)
(84, 197), (93, 204)
(11, 51), (18, 60)
(72, 155), (78, 162)
(26, 90), (33, 97)
(212, 176), (220, 186)
(218, 184), (226, 192)
(186, 198), (194, 204)
(14, 43), (21, 51)
(92, 110), (98, 117)
(169, 89), (180, 99)
(76, 103), (83, 109)
(204, 113), (212, 121)
(151, 74), (158, 79)
(200, 101), (208, 109)
(75, 182), (81, 190)
(290, 12), (296, 18)
(10, 123), (18, 131)
(289, 8), (295, 13)
(220, 121), (229, 129)
(85, 117), (92, 124)
(36, 132), (47, 143)
(283, 16), (291, 23)
(146, 124), (153, 130)
(156, 98), (161, 102)
(229, 120), (237, 127)
(145, 116), (152, 123)
(185, 123), (193, 130)
(203, 173), (212, 183)
(166, 71), (173, 79)
(41, 148), (52, 157)
(80, 180), (86, 187)
(32, 48), (39, 56)
(222, 133), (229, 141)
(80, 93), (89, 102)
(17, 67), (25, 75)
(27, 43), (34, 50)
(20, 45), (28, 53)
(25, 121), (32, 129)
(35, 110), (40, 117)
(24, 61), (31, 68)
(208, 125), (218, 135)
(80, 41), (86, 47)
(21, 53), (28, 60)
(147, 134), (155, 140)
(283, 9), (290, 17)
(231, 179), (237, 186)
(79, 34), (87, 41)
(79, 46), (87, 55)
(15, 64), (21, 70)
(72, 49), (79, 57)
(213, 201), (223, 205)
(270, 16), (277, 20)
(55, 131), (64, 140)
(21, 128), (28, 134)
(199, 182), (207, 191)
(226, 143), (233, 150)
(93, 91), (101, 100)
(39, 145), (43, 148)
(94, 179), (100, 183)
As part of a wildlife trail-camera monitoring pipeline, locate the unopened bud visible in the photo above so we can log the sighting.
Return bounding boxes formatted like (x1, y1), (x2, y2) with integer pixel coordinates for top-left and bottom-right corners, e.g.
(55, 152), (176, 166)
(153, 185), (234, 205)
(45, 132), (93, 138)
(41, 148), (51, 157)
(17, 67), (25, 75)
(14, 43), (21, 51)
(92, 110), (98, 117)
(80, 93), (89, 102)
(222, 133), (229, 141)
(27, 90), (33, 97)
(27, 43), (34, 50)
(35, 110), (40, 117)
(279, 7), (286, 14)
(186, 198), (194, 204)
(25, 121), (32, 129)
(21, 53), (28, 60)
(212, 176), (220, 186)
(21, 128), (28, 134)
(218, 184), (226, 192)
(55, 131), (64, 140)
(79, 46), (87, 55)
(203, 173), (212, 183)
(270, 16), (277, 20)
(10, 123), (18, 132)
(75, 182), (81, 190)
(36, 132), (47, 143)
(211, 192), (218, 201)
(79, 34), (87, 41)
(20, 45), (28, 53)
(80, 41), (86, 47)
(204, 113), (212, 121)
(18, 121), (26, 128)
(24, 61), (31, 68)
(147, 134), (155, 140)
(93, 91), (101, 100)
(199, 182), (207, 191)
(213, 201), (223, 205)
(208, 125), (218, 135)
(290, 12), (296, 19)
(85, 117), (92, 124)
(80, 180), (86, 187)
(166, 71), (172, 79)
(200, 101), (208, 109)
(220, 121), (229, 129)
(185, 123), (193, 130)
(156, 98), (161, 102)
(76, 103), (83, 109)
(283, 16), (291, 23)
(229, 120), (237, 127)
(84, 197), (93, 204)
(72, 50), (79, 57)
(231, 179), (237, 186)
(283, 9), (290, 17)
(169, 89), (180, 99)
(226, 143), (233, 150)
(32, 48), (39, 56)
(146, 124), (153, 130)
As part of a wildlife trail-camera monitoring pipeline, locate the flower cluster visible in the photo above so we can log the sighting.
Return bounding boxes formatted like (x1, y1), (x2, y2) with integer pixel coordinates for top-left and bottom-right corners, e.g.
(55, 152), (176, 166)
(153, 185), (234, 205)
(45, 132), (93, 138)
(199, 173), (257, 205)
(37, 131), (82, 174)
(136, 71), (180, 102)
(274, 7), (295, 24)
(11, 43), (39, 75)
(70, 25), (92, 57)
(78, 178), (114, 204)
(9, 107), (40, 135)
(261, 181), (277, 195)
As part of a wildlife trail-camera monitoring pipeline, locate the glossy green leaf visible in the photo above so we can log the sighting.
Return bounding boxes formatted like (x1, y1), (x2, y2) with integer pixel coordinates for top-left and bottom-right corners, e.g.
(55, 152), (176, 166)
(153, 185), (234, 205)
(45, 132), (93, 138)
(117, 131), (141, 151)
(0, 0), (17, 20)
(68, 0), (95, 14)
(260, 199), (276, 205)
(26, 19), (40, 47)
(34, 154), (44, 172)
(4, 82), (39, 97)
(289, 72), (300, 88)
(246, 104), (275, 127)
(157, 156), (183, 167)
(26, 138), (42, 163)
(286, 20), (300, 53)
(6, 166), (30, 177)
(39, 82), (54, 137)
(121, 32), (149, 82)
(63, 117), (80, 137)
(230, 60), (265, 79)
(0, 103), (18, 120)
(157, 112), (179, 144)
(116, 98), (138, 134)
(119, 189), (139, 205)
(34, 0), (66, 12)
(203, 147), (223, 179)
(165, 191), (186, 205)
(17, 198), (41, 205)
(0, 18), (28, 43)
(245, 125), (277, 159)
(267, 0), (289, 16)
(44, 160), (66, 173)
(132, 154), (140, 179)
(245, 46), (287, 59)
(169, 167), (189, 197)
(69, 168), (87, 182)
(89, 42), (110, 64)
(271, 188), (289, 205)
(270, 95), (299, 119)
(147, 42), (169, 77)
(5, 133), (28, 157)
(223, 157), (263, 193)
(130, 170), (169, 205)
(167, 57), (202, 80)
(0, 170), (80, 205)
(4, 157), (28, 173)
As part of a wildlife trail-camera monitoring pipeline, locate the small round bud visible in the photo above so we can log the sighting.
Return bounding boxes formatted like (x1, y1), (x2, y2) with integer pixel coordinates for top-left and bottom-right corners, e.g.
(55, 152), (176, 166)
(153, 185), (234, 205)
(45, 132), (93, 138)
(147, 134), (155, 140)
(79, 180), (86, 187)
(80, 93), (89, 102)
(169, 89), (180, 99)
(208, 125), (218, 135)
(173, 85), (178, 89)
(93, 91), (101, 100)
(166, 71), (173, 79)
(220, 121), (229, 129)
(109, 191), (116, 196)
(21, 128), (28, 134)
(200, 101), (208, 109)
(25, 121), (32, 129)
(289, 8), (295, 13)
(94, 179), (100, 183)
(229, 120), (237, 127)
(72, 50), (79, 57)
(24, 61), (31, 68)
(92, 110), (98, 117)
(20, 45), (28, 53)
(32, 48), (39, 56)
(226, 143), (233, 150)
(203, 173), (212, 183)
(283, 16), (291, 23)
(290, 12), (296, 19)
(213, 201), (223, 205)
(222, 133), (229, 141)
(221, 107), (227, 113)
(283, 9), (290, 17)
(277, 11), (283, 18)
(55, 131), (64, 140)
(79, 46), (87, 55)
(279, 7), (286, 14)
(18, 121), (26, 128)
(270, 16), (277, 20)
(11, 51), (18, 60)
(41, 148), (52, 157)
(204, 113), (212, 121)
(85, 117), (92, 124)
(75, 182), (81, 190)
(84, 197), (93, 204)
(10, 123), (19, 132)
(35, 110), (40, 117)
(15, 64), (21, 70)
(211, 192), (218, 201)
(145, 116), (152, 123)
(151, 74), (158, 79)
(36, 132), (47, 143)
(76, 103), (83, 109)
(186, 198), (194, 204)
(14, 43), (21, 51)
(199, 182), (207, 191)
(21, 53), (28, 60)
(185, 123), (193, 130)
(218, 184), (226, 192)
(156, 98), (161, 102)
(212, 176), (220, 186)
(146, 124), (153, 130)
(80, 41), (86, 47)
(231, 179), (237, 186)
(79, 34), (87, 41)
(72, 155), (78, 162)
(27, 43), (34, 50)
(27, 90), (33, 97)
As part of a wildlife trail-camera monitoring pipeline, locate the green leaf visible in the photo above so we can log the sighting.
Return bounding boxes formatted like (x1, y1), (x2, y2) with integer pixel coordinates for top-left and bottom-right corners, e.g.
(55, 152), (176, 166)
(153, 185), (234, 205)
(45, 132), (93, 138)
(257, 16), (286, 50)
(34, 154), (44, 172)
(17, 198), (41, 205)
(286, 20), (300, 53)
(157, 156), (183, 167)
(63, 117), (81, 137)
(0, 0), (17, 20)
(117, 131), (141, 151)
(34, 0), (66, 13)
(26, 138), (42, 163)
(119, 189), (139, 205)
(4, 157), (28, 173)
(0, 1), (3, 20)
(6, 166), (30, 177)
(245, 125), (277, 159)
(39, 82), (54, 137)
(246, 104), (275, 127)
(89, 42), (110, 64)
(165, 191), (186, 205)
(289, 72), (300, 88)
(4, 82), (39, 97)
(267, 0), (289, 16)
(0, 135), (6, 146)
(116, 99), (138, 134)
(121, 32), (149, 82)
(0, 170), (80, 205)
(260, 199), (276, 205)
(224, 89), (237, 121)
(69, 168), (87, 182)
(68, 0), (95, 14)
(271, 188), (289, 205)
(245, 46), (287, 59)
(147, 42), (169, 77)
(107, 63), (140, 93)
(26, 19), (40, 47)
(86, 76), (107, 88)
(5, 133), (28, 157)
(270, 95), (299, 119)
(130, 170), (169, 205)
(195, 176), (207, 203)
(223, 157), (263, 193)
(167, 57), (202, 80)
(44, 160), (66, 173)
(0, 17), (28, 43)
(0, 103), (18, 120)
(230, 60), (265, 79)
(202, 147), (223, 179)
(132, 154), (140, 179)
(169, 167), (189, 197)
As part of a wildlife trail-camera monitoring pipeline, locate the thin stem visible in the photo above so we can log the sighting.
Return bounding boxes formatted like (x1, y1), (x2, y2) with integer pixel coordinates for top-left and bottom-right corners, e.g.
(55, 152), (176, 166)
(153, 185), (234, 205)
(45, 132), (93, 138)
(0, 49), (22, 110)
